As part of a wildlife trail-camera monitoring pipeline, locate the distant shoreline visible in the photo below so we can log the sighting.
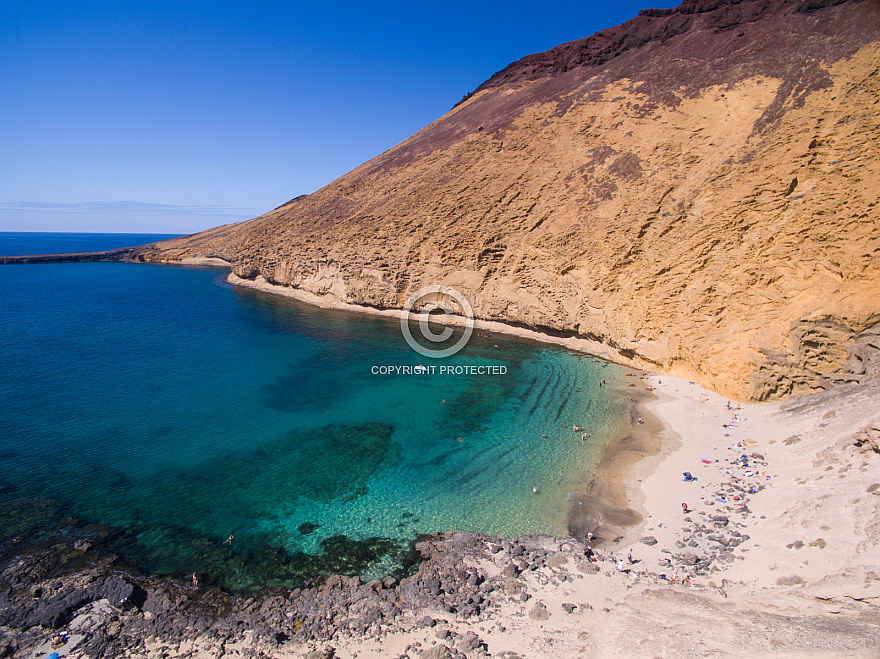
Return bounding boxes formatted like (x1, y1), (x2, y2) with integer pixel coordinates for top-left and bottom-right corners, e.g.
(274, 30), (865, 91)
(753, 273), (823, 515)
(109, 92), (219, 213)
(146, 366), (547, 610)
(0, 246), (140, 264)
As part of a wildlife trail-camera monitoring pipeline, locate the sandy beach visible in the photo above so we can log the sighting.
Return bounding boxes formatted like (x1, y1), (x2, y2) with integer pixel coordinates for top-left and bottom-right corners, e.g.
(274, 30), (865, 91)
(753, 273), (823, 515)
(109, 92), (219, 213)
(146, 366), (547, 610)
(270, 374), (877, 659)
(260, 374), (876, 658)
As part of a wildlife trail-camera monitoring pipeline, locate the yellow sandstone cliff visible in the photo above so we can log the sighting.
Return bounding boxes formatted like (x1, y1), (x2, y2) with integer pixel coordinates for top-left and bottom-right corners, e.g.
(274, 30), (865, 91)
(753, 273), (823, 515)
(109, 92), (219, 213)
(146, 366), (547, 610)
(138, 0), (880, 401)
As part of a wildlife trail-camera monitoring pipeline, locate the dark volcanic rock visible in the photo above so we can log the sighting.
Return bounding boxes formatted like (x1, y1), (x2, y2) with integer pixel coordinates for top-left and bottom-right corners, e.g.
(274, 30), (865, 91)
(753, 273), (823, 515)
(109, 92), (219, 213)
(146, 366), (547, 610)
(472, 0), (866, 96)
(299, 521), (320, 535)
(104, 577), (148, 611)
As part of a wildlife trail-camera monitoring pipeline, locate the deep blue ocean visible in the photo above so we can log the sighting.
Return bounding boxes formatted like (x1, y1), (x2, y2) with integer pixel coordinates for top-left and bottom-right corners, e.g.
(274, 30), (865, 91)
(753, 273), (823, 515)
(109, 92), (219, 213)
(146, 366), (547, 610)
(0, 231), (183, 256)
(0, 233), (630, 591)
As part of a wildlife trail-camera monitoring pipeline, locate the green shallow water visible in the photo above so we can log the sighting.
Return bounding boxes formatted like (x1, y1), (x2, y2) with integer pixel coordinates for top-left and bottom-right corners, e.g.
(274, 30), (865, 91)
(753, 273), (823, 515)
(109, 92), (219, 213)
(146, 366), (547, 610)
(0, 256), (630, 591)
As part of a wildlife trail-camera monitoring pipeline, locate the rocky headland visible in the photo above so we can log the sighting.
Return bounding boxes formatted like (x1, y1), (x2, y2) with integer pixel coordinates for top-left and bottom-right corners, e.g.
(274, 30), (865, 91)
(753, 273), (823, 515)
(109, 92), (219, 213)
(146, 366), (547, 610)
(130, 0), (880, 402)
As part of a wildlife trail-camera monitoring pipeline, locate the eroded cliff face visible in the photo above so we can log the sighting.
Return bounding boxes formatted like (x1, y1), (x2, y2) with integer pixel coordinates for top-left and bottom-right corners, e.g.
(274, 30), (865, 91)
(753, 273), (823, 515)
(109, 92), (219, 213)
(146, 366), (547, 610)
(139, 0), (880, 401)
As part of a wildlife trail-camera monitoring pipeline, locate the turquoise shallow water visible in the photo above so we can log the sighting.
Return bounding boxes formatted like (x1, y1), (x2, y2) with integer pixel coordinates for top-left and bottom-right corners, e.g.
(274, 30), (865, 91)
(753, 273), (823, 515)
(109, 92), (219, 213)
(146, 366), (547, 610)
(0, 246), (630, 591)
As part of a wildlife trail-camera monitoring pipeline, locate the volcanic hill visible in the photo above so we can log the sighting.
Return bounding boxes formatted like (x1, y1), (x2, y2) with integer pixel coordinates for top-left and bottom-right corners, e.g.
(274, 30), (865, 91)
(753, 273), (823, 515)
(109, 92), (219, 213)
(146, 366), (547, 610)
(138, 0), (880, 401)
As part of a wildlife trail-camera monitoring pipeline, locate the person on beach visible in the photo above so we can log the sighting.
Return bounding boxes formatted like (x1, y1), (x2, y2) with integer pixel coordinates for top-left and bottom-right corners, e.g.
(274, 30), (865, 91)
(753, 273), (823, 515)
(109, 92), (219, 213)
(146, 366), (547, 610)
(192, 573), (198, 588)
(617, 560), (625, 572)
(682, 502), (688, 513)
(627, 550), (633, 564)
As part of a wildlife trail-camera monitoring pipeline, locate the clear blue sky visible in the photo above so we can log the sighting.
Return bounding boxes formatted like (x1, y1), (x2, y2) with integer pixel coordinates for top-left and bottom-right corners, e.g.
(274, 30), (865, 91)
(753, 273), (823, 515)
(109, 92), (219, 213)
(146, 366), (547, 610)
(1, 0), (678, 233)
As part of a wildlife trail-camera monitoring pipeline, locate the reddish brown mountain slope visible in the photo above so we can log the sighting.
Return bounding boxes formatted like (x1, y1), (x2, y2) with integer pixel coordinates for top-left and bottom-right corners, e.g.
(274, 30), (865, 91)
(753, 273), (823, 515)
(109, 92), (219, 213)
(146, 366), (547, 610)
(139, 0), (880, 400)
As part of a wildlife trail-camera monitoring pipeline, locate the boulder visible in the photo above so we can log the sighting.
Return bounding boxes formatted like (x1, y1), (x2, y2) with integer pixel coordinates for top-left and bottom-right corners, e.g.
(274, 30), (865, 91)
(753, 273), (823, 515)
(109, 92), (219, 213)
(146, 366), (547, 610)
(681, 553), (700, 566)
